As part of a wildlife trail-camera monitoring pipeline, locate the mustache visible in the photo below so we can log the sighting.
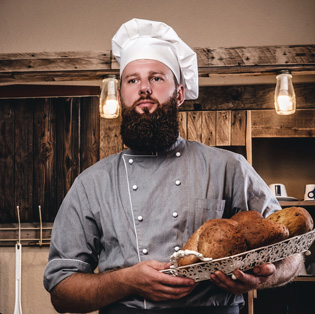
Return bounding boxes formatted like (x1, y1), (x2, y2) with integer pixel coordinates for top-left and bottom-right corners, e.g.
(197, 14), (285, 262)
(131, 95), (160, 109)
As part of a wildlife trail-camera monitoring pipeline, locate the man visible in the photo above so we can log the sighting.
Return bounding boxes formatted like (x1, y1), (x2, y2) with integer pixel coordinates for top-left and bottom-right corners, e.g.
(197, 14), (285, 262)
(44, 18), (303, 314)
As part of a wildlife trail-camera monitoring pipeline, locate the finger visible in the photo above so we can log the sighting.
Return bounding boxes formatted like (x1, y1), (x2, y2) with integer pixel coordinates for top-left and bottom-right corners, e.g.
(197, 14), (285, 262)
(253, 263), (276, 276)
(211, 270), (257, 294)
(158, 272), (196, 287)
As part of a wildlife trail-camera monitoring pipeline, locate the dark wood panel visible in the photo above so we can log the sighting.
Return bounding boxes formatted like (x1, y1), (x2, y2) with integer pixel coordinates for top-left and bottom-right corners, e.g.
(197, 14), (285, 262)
(0, 84), (100, 98)
(55, 98), (80, 208)
(0, 96), (101, 224)
(14, 99), (33, 222)
(80, 97), (100, 172)
(251, 109), (315, 138)
(0, 100), (15, 223)
(33, 98), (57, 221)
(182, 83), (315, 111)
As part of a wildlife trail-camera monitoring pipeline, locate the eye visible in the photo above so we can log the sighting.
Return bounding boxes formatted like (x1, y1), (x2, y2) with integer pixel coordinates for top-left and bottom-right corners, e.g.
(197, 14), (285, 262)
(128, 78), (137, 84)
(151, 76), (163, 82)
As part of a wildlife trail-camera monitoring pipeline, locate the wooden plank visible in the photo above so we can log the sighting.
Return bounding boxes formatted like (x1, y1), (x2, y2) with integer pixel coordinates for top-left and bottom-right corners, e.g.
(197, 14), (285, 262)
(33, 99), (57, 222)
(187, 111), (202, 142)
(246, 111), (252, 165)
(0, 84), (100, 98)
(100, 115), (123, 159)
(2, 84), (314, 112)
(0, 45), (314, 83)
(216, 111), (231, 146)
(251, 109), (315, 138)
(55, 98), (80, 208)
(0, 51), (111, 72)
(14, 99), (34, 222)
(178, 111), (187, 139)
(0, 70), (117, 83)
(0, 100), (15, 223)
(201, 111), (216, 146)
(0, 222), (53, 247)
(231, 110), (246, 146)
(203, 46), (315, 67)
(80, 97), (100, 172)
(182, 83), (315, 111)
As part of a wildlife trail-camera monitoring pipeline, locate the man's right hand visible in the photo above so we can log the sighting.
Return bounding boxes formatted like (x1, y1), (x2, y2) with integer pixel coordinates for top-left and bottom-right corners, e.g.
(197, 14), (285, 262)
(51, 260), (197, 313)
(121, 260), (197, 301)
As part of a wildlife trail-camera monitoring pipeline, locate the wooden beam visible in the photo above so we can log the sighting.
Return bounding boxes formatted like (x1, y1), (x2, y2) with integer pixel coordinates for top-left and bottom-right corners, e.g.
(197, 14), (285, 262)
(0, 45), (314, 83)
(1, 83), (314, 112)
(181, 83), (315, 111)
(251, 109), (315, 138)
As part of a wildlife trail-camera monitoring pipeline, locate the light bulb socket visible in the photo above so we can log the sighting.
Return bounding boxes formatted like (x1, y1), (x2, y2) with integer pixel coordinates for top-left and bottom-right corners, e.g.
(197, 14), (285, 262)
(277, 69), (291, 75)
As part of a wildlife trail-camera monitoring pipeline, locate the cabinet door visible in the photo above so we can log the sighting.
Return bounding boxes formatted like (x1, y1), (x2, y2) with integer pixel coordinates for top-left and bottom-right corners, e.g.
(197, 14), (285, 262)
(0, 97), (99, 223)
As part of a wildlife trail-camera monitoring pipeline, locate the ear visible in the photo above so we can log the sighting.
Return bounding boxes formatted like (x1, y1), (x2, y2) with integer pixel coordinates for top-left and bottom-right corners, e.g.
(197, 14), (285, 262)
(176, 85), (185, 107)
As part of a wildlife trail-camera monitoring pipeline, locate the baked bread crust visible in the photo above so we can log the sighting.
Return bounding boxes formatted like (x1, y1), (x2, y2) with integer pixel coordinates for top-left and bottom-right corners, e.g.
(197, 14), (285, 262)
(267, 206), (314, 237)
(197, 219), (247, 259)
(231, 211), (289, 249)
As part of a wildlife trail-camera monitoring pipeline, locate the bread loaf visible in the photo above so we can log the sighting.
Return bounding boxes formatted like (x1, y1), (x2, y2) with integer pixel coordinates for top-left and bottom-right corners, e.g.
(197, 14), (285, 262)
(267, 207), (314, 237)
(231, 211), (289, 249)
(197, 219), (247, 259)
(178, 219), (247, 266)
(177, 220), (214, 266)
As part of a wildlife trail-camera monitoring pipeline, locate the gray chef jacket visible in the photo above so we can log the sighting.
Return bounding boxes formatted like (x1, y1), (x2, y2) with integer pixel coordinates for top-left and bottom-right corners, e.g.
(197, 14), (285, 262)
(44, 136), (280, 310)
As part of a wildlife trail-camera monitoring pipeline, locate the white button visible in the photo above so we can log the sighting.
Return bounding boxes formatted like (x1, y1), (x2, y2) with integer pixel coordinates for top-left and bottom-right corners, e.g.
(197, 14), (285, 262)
(174, 246), (180, 252)
(132, 185), (138, 191)
(138, 215), (143, 221)
(129, 159), (134, 164)
(142, 249), (148, 255)
(175, 180), (181, 186)
(176, 152), (181, 157)
(172, 212), (178, 218)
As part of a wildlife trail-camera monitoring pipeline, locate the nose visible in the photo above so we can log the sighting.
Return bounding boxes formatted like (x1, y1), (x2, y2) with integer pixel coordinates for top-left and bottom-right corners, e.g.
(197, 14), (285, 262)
(139, 81), (152, 96)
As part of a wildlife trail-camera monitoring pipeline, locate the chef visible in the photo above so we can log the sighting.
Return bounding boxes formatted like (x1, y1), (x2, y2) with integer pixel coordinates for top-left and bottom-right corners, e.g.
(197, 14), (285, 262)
(43, 18), (303, 314)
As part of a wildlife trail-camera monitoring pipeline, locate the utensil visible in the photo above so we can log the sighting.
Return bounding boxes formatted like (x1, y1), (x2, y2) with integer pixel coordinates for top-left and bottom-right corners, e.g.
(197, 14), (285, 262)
(14, 242), (23, 314)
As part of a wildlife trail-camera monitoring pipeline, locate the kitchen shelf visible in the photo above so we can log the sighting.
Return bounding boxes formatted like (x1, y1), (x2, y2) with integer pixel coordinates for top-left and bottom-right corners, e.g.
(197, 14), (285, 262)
(279, 201), (315, 208)
(294, 276), (315, 282)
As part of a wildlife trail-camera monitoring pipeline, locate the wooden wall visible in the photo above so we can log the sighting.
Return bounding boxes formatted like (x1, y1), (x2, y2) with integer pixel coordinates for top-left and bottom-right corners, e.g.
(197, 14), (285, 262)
(0, 97), (99, 223)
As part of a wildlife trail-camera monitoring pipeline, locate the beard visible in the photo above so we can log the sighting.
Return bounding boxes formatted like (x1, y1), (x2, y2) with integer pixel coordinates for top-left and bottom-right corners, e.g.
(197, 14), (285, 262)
(120, 92), (180, 153)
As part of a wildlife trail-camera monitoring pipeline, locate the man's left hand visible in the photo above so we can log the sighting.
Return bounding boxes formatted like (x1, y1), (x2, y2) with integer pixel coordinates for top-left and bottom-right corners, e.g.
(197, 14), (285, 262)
(210, 263), (276, 294)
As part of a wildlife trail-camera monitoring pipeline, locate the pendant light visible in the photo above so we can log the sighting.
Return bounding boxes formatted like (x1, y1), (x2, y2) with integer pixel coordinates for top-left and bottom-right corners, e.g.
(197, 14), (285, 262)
(99, 75), (120, 119)
(274, 70), (296, 115)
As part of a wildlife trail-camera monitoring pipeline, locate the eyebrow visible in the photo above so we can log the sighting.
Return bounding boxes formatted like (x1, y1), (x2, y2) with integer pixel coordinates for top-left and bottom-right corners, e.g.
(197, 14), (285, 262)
(123, 71), (167, 80)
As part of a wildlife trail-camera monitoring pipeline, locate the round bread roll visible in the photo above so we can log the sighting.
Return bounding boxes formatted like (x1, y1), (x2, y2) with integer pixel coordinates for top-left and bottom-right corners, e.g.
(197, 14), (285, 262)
(267, 207), (314, 237)
(231, 211), (289, 249)
(197, 219), (247, 259)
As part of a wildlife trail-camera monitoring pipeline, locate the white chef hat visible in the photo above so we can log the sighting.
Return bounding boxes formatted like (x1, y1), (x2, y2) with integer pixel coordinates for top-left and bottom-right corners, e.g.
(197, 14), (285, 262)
(112, 18), (198, 100)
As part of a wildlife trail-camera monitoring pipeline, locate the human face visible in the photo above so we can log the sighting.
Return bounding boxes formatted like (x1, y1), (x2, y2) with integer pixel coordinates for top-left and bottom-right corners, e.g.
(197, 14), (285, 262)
(119, 59), (184, 114)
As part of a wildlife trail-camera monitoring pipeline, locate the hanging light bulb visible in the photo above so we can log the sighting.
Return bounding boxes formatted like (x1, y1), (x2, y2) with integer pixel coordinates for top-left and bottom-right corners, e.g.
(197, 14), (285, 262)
(99, 75), (119, 119)
(274, 70), (296, 115)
